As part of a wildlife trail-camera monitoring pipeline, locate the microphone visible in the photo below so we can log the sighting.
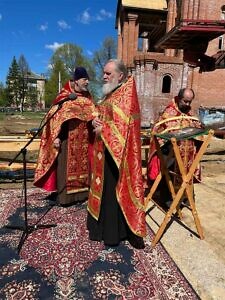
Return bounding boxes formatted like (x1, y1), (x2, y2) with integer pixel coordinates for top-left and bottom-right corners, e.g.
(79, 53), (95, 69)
(55, 93), (77, 106)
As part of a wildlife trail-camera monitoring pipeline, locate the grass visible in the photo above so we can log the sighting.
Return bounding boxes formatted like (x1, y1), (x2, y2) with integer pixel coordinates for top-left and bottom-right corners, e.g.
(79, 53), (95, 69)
(0, 111), (45, 136)
(0, 111), (45, 120)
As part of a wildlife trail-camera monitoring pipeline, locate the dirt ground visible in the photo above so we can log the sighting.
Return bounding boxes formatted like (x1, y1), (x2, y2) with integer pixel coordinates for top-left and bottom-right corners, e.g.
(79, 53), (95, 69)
(188, 138), (225, 262)
(0, 113), (44, 136)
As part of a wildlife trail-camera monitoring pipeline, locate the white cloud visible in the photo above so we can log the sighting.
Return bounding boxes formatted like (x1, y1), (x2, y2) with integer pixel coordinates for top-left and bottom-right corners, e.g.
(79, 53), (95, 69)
(78, 9), (91, 24)
(57, 20), (71, 30)
(95, 9), (113, 21)
(77, 8), (113, 24)
(98, 9), (113, 19)
(39, 23), (48, 31)
(96, 15), (104, 21)
(0, 14), (2, 21)
(45, 42), (64, 51)
(47, 63), (53, 70)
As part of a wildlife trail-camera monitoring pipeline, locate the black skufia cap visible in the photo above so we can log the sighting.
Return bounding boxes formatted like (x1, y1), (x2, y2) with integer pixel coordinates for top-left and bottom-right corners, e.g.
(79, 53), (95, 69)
(73, 67), (89, 80)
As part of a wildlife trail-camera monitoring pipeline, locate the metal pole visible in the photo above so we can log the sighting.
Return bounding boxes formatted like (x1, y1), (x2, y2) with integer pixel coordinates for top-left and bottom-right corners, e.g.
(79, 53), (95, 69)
(58, 71), (61, 92)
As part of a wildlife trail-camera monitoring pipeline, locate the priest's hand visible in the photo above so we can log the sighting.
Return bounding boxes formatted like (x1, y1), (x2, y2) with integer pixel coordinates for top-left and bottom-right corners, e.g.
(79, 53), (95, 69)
(92, 117), (103, 135)
(53, 138), (61, 149)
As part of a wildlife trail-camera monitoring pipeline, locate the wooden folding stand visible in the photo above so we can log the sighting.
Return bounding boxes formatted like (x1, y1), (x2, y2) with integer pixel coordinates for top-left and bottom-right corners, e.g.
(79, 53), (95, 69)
(145, 128), (214, 247)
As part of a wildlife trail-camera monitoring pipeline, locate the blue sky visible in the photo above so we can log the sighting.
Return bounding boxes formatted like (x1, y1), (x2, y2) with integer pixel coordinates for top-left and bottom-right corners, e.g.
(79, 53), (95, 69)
(0, 0), (118, 83)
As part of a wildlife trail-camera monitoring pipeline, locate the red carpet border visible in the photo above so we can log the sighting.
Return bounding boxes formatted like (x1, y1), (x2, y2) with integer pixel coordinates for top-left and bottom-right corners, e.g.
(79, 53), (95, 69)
(0, 188), (200, 299)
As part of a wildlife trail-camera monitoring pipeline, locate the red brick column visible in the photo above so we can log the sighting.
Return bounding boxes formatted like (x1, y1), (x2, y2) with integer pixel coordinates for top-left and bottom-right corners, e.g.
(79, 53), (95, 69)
(117, 18), (123, 60)
(182, 0), (189, 19)
(193, 0), (200, 19)
(165, 0), (176, 57)
(127, 13), (139, 67)
(122, 18), (129, 65)
(198, 0), (207, 19)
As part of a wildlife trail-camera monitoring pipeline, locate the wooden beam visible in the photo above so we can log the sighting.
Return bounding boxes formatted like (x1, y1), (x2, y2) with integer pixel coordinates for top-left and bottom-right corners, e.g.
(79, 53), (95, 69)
(0, 136), (40, 152)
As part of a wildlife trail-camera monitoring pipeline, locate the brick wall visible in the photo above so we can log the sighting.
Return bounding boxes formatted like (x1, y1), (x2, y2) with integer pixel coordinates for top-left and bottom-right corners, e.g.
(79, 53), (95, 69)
(190, 0), (225, 110)
(118, 0), (225, 127)
(135, 61), (184, 126)
(191, 69), (225, 110)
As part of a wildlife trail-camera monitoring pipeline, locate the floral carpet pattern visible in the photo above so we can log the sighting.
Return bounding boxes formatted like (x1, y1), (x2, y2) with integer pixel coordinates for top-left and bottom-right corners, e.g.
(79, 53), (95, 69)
(0, 188), (200, 299)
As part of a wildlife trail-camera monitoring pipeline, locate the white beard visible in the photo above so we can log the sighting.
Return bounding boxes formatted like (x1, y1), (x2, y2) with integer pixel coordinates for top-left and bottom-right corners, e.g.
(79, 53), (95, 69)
(76, 81), (89, 92)
(102, 81), (119, 97)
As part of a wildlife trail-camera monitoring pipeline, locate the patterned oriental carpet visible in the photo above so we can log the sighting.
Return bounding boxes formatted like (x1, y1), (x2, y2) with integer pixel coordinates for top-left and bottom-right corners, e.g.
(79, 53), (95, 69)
(0, 188), (200, 300)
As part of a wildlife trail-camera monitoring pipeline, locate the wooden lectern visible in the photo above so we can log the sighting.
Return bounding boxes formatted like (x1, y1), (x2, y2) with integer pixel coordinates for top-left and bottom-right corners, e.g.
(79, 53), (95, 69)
(145, 127), (214, 247)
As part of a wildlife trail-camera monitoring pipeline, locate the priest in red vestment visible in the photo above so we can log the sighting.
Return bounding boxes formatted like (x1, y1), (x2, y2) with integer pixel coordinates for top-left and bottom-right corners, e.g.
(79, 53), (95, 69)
(87, 59), (146, 249)
(147, 88), (203, 209)
(34, 67), (98, 206)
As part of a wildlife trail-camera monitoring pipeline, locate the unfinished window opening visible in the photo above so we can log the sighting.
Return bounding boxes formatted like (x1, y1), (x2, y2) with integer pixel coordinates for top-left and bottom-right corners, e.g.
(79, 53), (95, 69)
(162, 75), (171, 93)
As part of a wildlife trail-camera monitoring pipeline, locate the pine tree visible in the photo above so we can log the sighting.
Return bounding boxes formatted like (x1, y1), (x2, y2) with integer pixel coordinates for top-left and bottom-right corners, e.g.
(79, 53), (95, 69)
(5, 56), (22, 109)
(0, 82), (7, 107)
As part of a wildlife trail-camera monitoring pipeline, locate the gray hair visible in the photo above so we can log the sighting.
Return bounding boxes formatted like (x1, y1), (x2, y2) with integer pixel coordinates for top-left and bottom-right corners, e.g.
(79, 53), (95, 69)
(107, 58), (128, 81)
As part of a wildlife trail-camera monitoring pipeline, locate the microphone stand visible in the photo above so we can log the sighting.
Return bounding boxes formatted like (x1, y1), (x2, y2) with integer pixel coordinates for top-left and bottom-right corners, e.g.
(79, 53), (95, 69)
(5, 103), (63, 253)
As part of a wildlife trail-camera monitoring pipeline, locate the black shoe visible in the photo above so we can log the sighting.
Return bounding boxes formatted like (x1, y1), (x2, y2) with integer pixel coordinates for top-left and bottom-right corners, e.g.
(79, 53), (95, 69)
(44, 192), (58, 207)
(128, 236), (145, 249)
(45, 192), (58, 202)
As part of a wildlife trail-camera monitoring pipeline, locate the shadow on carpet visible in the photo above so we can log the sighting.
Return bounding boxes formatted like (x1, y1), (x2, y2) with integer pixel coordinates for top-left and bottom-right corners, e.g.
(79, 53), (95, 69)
(0, 188), (200, 299)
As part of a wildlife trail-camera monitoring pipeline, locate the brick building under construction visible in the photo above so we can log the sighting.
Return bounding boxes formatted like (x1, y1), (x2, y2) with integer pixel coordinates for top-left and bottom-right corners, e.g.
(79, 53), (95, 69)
(116, 0), (225, 126)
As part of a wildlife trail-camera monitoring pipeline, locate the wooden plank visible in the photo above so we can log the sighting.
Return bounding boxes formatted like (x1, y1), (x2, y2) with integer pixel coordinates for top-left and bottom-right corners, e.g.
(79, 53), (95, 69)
(0, 136), (40, 151)
(0, 162), (37, 171)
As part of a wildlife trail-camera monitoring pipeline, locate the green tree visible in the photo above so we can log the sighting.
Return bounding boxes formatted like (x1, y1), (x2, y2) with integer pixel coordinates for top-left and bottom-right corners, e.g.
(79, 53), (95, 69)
(50, 43), (95, 78)
(5, 56), (22, 108)
(93, 37), (117, 79)
(18, 54), (31, 112)
(44, 59), (69, 107)
(0, 82), (7, 106)
(92, 37), (117, 99)
(45, 43), (96, 105)
(18, 54), (30, 75)
(26, 85), (38, 111)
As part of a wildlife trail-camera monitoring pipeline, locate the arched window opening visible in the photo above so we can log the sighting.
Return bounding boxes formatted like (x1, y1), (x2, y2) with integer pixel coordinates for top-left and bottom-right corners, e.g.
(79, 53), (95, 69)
(162, 75), (171, 93)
